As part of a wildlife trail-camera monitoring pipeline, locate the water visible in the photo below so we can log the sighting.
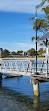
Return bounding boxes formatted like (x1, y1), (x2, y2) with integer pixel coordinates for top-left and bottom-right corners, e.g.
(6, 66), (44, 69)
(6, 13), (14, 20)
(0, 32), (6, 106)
(0, 60), (49, 111)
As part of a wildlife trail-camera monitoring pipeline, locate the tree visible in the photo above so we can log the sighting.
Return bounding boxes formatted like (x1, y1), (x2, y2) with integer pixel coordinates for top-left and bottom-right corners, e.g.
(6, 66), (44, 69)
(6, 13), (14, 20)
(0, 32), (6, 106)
(30, 0), (49, 44)
(27, 48), (36, 56)
(43, 0), (49, 2)
(11, 51), (17, 55)
(38, 48), (43, 56)
(1, 49), (10, 58)
(16, 50), (23, 55)
(38, 48), (46, 56)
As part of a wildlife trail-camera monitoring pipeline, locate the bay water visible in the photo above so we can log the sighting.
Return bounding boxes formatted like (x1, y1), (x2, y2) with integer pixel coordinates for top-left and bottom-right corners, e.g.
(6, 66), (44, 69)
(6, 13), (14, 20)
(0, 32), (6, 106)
(0, 59), (49, 111)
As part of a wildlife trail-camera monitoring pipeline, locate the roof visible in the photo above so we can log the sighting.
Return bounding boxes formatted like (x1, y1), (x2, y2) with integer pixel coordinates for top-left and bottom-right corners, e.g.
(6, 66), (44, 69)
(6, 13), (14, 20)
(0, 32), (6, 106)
(38, 31), (49, 41)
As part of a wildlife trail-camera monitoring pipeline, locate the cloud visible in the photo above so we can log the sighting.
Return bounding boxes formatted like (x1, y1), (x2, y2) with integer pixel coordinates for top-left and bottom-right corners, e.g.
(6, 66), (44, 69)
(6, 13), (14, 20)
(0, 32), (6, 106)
(0, 42), (35, 51)
(0, 0), (48, 13)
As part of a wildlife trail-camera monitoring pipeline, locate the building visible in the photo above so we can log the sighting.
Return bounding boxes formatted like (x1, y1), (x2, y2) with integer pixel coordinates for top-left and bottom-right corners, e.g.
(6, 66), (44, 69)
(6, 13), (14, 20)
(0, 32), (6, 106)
(22, 52), (28, 57)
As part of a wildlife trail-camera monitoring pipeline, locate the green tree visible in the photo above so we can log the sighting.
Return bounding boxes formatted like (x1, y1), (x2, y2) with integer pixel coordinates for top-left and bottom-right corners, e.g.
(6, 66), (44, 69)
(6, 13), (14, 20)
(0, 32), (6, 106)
(38, 48), (46, 56)
(38, 48), (43, 56)
(16, 50), (23, 55)
(29, 0), (49, 44)
(1, 49), (10, 58)
(11, 51), (17, 55)
(27, 48), (36, 56)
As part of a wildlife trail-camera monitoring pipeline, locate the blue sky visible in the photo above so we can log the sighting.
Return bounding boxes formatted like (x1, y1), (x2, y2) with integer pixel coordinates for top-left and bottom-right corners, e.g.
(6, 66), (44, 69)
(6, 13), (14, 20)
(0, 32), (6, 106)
(0, 0), (48, 51)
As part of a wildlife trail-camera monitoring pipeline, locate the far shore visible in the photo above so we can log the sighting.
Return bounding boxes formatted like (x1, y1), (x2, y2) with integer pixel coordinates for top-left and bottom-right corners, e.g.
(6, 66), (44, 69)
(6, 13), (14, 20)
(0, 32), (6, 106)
(0, 57), (46, 60)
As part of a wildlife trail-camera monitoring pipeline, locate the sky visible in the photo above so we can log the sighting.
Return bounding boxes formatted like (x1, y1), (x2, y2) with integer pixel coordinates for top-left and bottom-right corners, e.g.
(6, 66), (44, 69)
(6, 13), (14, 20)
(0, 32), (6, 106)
(0, 0), (48, 51)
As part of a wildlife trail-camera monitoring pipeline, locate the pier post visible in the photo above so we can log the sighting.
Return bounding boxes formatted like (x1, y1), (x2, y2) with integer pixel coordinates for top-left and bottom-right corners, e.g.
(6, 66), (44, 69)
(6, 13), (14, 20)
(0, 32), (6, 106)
(30, 77), (39, 96)
(33, 83), (39, 96)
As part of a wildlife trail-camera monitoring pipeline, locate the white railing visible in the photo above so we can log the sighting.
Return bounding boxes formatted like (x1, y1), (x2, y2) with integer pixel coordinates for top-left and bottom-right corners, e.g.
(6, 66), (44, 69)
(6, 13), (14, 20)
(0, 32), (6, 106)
(0, 59), (47, 75)
(0, 60), (34, 74)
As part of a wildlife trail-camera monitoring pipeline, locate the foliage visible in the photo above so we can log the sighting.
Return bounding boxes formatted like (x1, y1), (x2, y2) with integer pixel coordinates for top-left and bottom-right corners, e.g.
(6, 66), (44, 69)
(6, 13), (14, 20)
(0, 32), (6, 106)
(27, 48), (36, 56)
(30, 0), (49, 45)
(1, 49), (10, 58)
(31, 36), (39, 41)
(43, 0), (49, 2)
(31, 37), (35, 41)
(11, 51), (17, 55)
(39, 43), (43, 45)
(1, 48), (46, 57)
(42, 6), (49, 15)
(38, 48), (46, 56)
(16, 50), (23, 55)
(33, 19), (48, 32)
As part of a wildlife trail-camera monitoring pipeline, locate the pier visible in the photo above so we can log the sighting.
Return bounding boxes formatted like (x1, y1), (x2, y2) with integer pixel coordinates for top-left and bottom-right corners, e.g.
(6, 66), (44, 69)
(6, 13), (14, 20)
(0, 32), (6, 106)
(0, 57), (49, 97)
(0, 31), (49, 97)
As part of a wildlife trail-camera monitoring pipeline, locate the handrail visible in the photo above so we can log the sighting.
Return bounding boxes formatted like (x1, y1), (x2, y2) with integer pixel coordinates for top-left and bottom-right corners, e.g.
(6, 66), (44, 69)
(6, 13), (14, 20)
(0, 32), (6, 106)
(0, 59), (48, 74)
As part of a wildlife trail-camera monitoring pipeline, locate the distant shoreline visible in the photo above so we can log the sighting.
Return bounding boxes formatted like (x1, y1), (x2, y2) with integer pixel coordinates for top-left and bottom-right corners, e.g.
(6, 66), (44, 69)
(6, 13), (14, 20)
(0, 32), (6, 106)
(0, 57), (45, 60)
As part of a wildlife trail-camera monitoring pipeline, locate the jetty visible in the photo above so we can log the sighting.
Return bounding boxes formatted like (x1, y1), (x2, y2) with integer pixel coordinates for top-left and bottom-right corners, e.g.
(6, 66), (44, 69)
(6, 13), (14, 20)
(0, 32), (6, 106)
(0, 31), (49, 97)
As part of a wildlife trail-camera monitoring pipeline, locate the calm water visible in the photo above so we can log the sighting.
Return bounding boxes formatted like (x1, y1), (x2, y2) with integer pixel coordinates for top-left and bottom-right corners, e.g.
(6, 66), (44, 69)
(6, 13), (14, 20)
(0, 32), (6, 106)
(0, 60), (49, 111)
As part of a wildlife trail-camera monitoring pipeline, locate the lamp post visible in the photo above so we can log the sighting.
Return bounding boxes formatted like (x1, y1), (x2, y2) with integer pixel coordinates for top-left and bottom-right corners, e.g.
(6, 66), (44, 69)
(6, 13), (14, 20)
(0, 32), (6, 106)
(35, 1), (45, 74)
(35, 8), (37, 74)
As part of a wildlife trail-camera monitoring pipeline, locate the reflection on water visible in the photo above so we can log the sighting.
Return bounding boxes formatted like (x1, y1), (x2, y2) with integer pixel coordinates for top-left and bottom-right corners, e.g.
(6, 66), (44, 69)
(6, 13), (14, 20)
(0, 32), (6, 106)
(2, 76), (34, 98)
(33, 97), (39, 111)
(0, 76), (49, 111)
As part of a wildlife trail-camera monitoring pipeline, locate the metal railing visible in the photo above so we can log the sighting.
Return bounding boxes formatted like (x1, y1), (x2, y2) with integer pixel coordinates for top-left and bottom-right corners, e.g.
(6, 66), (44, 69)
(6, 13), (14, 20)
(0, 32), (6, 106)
(0, 59), (48, 75)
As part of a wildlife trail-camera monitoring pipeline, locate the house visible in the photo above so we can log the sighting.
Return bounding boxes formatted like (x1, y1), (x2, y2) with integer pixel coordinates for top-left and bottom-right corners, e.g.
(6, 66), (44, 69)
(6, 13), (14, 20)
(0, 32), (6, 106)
(22, 52), (28, 57)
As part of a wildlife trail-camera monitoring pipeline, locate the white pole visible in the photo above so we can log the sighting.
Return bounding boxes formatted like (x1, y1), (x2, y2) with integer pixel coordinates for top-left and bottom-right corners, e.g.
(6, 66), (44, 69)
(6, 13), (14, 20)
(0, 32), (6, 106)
(46, 47), (48, 76)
